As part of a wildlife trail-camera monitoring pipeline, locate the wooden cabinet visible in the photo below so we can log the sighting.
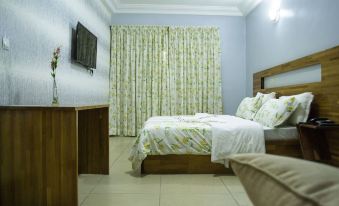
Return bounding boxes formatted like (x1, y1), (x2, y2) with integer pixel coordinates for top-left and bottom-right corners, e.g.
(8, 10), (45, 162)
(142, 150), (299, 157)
(0, 105), (109, 206)
(297, 123), (339, 166)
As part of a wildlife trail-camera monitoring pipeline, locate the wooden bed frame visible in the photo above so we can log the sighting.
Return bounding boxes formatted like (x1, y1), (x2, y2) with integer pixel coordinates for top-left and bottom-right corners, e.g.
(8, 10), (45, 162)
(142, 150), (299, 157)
(142, 46), (339, 174)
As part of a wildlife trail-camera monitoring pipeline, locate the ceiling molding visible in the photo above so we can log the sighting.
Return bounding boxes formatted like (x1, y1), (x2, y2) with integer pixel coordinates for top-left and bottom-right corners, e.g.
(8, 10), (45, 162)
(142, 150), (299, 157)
(101, 0), (117, 14)
(99, 0), (114, 15)
(110, 0), (262, 16)
(238, 0), (262, 16)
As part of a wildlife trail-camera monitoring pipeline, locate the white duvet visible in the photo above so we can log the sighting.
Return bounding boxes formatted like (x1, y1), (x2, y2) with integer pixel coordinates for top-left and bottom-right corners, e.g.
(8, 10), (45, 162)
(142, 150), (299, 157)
(206, 115), (265, 166)
(129, 114), (265, 170)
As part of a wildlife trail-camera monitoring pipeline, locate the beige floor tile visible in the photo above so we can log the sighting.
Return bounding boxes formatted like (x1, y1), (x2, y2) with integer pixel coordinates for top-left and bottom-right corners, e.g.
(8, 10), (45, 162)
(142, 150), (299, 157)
(160, 194), (238, 206)
(110, 146), (131, 168)
(219, 175), (242, 186)
(109, 153), (121, 166)
(109, 147), (126, 163)
(78, 174), (104, 194)
(118, 151), (132, 161)
(110, 137), (136, 144)
(110, 154), (136, 175)
(110, 144), (130, 156)
(110, 161), (133, 174)
(79, 137), (247, 206)
(226, 185), (246, 193)
(110, 143), (129, 151)
(92, 174), (160, 194)
(81, 194), (159, 206)
(232, 192), (253, 206)
(78, 193), (88, 205)
(161, 174), (229, 194)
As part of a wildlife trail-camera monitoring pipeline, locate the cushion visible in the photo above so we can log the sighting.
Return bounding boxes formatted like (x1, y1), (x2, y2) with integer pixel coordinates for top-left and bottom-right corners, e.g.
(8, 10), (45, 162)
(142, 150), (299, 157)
(229, 154), (339, 206)
(254, 97), (299, 128)
(236, 97), (257, 120)
(236, 92), (276, 120)
(257, 92), (276, 106)
(279, 92), (314, 125)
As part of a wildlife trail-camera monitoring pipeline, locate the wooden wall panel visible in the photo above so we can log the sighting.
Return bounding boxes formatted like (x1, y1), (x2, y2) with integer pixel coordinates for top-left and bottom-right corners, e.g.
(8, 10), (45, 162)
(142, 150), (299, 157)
(253, 45), (339, 167)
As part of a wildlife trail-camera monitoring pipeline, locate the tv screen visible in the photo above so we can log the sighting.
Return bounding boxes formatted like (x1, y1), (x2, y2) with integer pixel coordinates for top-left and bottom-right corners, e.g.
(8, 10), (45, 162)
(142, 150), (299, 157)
(75, 23), (97, 69)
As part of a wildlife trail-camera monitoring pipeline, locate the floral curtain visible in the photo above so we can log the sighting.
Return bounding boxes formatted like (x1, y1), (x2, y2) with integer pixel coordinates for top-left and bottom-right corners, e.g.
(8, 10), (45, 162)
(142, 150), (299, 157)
(110, 25), (222, 136)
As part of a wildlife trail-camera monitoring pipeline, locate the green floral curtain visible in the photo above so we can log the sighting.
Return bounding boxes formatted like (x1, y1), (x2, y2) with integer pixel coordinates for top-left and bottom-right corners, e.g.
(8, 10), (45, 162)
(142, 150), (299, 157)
(110, 25), (222, 136)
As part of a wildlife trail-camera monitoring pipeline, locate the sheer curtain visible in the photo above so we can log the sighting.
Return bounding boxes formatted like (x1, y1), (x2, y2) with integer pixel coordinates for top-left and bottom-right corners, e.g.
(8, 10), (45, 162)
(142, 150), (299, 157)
(109, 25), (222, 136)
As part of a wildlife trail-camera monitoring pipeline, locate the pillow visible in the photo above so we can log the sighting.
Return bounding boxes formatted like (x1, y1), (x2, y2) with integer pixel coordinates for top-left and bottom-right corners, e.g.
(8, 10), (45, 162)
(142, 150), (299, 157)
(236, 92), (276, 120)
(229, 154), (339, 206)
(279, 92), (314, 125)
(236, 97), (257, 120)
(253, 97), (299, 128)
(256, 92), (276, 107)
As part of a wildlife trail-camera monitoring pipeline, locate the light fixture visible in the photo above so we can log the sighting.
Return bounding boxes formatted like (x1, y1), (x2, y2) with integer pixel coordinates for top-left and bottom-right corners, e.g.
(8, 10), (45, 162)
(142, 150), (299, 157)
(269, 0), (281, 23)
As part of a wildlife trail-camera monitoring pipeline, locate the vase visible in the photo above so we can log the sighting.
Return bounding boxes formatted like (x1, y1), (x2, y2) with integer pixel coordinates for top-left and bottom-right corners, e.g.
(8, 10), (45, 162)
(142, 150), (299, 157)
(52, 77), (59, 106)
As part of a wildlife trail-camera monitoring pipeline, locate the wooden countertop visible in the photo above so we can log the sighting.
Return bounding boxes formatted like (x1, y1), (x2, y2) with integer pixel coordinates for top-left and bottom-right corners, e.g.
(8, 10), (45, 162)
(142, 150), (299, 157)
(298, 123), (339, 130)
(0, 104), (109, 111)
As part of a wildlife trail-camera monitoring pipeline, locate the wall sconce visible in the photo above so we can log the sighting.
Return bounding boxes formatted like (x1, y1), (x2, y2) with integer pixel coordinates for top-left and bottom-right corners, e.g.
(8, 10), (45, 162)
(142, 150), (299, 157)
(269, 0), (281, 23)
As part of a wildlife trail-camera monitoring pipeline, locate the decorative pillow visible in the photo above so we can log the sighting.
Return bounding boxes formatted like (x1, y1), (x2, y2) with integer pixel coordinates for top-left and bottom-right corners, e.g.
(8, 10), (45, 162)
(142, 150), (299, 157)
(236, 97), (256, 120)
(236, 92), (276, 120)
(279, 92), (314, 125)
(229, 154), (339, 206)
(253, 97), (299, 128)
(256, 92), (276, 107)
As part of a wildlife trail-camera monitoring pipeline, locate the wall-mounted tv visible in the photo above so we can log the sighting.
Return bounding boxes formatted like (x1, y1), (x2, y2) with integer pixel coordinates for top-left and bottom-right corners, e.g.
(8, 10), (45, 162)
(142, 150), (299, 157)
(73, 22), (97, 69)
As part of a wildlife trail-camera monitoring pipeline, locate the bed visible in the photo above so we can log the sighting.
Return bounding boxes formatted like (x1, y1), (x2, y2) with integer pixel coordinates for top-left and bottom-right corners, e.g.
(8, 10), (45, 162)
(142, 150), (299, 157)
(130, 115), (300, 174)
(130, 115), (263, 168)
(129, 115), (300, 174)
(130, 45), (339, 174)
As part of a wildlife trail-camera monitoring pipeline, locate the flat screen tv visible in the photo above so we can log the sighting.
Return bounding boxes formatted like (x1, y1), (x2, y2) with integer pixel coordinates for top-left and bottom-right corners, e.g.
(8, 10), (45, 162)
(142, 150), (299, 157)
(74, 22), (97, 69)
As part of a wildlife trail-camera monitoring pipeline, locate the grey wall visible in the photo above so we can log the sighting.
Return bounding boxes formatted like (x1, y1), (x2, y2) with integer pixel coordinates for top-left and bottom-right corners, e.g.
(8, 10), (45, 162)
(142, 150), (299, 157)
(246, 0), (339, 96)
(0, 0), (111, 105)
(111, 14), (246, 115)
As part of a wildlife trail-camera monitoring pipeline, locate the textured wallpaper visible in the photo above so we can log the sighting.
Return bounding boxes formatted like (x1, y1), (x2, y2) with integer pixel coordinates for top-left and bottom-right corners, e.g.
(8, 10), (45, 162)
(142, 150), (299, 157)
(0, 0), (111, 105)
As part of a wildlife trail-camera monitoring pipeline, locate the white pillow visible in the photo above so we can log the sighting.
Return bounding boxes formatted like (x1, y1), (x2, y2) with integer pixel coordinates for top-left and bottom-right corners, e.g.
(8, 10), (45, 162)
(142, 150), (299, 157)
(254, 97), (299, 128)
(279, 92), (314, 125)
(236, 92), (276, 120)
(256, 92), (276, 107)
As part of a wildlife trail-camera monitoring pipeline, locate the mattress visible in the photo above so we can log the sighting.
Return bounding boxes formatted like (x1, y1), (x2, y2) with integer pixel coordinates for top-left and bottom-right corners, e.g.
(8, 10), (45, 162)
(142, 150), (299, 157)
(263, 126), (298, 141)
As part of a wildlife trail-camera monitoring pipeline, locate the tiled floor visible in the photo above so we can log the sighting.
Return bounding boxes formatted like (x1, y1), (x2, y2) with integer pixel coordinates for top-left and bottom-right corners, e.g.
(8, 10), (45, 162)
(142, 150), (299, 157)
(79, 137), (253, 206)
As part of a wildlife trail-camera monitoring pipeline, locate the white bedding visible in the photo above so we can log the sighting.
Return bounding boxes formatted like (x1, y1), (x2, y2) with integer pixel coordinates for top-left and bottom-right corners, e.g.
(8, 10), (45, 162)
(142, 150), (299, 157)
(129, 114), (265, 170)
(263, 126), (298, 141)
(208, 115), (265, 166)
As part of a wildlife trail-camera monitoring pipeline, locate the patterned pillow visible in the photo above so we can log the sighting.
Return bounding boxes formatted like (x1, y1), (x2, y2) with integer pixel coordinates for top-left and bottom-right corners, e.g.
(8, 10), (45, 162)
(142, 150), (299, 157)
(279, 92), (314, 125)
(236, 92), (276, 120)
(255, 92), (276, 109)
(254, 97), (299, 128)
(236, 97), (257, 120)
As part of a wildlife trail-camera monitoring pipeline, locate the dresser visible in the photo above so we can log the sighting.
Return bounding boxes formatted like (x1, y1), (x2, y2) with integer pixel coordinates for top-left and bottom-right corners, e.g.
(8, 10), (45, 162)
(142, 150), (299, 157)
(0, 105), (109, 206)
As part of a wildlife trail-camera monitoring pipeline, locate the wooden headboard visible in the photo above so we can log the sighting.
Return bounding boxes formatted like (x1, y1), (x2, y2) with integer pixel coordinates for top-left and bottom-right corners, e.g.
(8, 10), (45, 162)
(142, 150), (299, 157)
(254, 46), (339, 166)
(253, 46), (339, 123)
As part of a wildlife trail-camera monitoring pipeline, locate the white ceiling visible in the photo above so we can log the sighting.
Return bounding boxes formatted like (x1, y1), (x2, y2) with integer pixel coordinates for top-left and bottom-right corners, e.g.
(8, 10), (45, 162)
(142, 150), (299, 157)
(104, 0), (262, 16)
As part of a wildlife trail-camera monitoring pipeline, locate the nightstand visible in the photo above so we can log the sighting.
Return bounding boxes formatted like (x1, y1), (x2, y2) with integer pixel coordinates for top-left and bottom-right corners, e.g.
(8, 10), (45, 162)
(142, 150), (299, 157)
(297, 123), (339, 165)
